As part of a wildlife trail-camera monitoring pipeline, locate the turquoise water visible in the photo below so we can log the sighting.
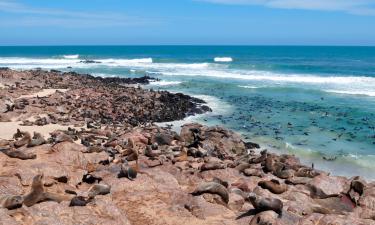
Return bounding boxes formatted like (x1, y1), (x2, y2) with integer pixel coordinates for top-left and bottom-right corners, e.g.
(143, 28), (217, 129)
(1, 46), (375, 179)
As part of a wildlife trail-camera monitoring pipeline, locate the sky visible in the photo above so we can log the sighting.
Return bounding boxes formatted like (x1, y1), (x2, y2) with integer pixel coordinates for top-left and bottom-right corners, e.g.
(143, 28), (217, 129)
(1, 0), (375, 45)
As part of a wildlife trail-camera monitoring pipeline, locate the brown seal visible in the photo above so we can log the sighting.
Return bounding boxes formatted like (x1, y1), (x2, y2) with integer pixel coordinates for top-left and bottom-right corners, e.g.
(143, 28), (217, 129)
(247, 193), (283, 216)
(23, 174), (45, 207)
(87, 184), (111, 198)
(191, 181), (229, 204)
(258, 179), (288, 194)
(118, 160), (138, 180)
(23, 174), (69, 207)
(0, 147), (36, 160)
(200, 162), (226, 172)
(13, 132), (31, 148)
(27, 132), (46, 147)
(172, 146), (188, 163)
(0, 195), (23, 210)
(249, 210), (278, 225)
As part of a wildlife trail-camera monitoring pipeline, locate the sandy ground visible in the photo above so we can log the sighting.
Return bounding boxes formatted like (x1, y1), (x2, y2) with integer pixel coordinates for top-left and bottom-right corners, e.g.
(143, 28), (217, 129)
(18, 89), (68, 99)
(0, 121), (73, 140)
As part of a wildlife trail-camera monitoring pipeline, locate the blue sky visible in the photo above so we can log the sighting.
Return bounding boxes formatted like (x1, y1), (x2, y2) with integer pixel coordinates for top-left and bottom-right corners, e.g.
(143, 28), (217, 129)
(1, 0), (375, 45)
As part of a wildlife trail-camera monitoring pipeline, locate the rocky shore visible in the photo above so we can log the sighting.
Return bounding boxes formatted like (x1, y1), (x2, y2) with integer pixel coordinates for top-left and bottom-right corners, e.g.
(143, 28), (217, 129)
(1, 69), (375, 225)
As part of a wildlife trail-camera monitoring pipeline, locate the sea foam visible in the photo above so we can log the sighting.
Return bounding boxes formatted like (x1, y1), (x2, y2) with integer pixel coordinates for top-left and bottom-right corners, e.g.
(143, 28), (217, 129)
(214, 57), (233, 62)
(63, 54), (79, 59)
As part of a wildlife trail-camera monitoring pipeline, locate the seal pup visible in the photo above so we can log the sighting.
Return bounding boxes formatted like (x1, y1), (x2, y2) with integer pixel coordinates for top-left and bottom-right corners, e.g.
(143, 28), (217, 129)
(0, 195), (23, 210)
(258, 179), (288, 194)
(246, 193), (283, 216)
(69, 196), (90, 207)
(13, 132), (31, 148)
(0, 147), (36, 160)
(118, 160), (138, 180)
(27, 132), (46, 147)
(191, 181), (229, 204)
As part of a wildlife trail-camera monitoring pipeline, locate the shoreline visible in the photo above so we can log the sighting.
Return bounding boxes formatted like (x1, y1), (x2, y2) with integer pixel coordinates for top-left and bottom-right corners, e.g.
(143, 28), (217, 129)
(1, 68), (375, 224)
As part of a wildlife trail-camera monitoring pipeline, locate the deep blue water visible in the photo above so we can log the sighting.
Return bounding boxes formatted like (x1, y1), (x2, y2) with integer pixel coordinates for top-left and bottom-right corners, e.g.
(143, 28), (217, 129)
(1, 46), (375, 179)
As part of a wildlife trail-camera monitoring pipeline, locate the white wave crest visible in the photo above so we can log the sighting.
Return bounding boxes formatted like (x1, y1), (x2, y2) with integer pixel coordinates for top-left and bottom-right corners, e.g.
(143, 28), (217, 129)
(149, 81), (182, 86)
(214, 57), (233, 62)
(325, 89), (375, 97)
(63, 54), (79, 59)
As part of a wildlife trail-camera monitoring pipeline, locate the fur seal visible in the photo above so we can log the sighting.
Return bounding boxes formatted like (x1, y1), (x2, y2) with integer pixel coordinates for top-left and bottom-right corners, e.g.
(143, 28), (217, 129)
(200, 162), (226, 172)
(118, 160), (138, 180)
(52, 133), (74, 146)
(0, 147), (36, 160)
(258, 179), (288, 194)
(69, 196), (90, 207)
(172, 146), (188, 163)
(247, 193), (283, 216)
(249, 210), (278, 225)
(145, 145), (161, 158)
(87, 184), (111, 198)
(27, 132), (46, 147)
(23, 174), (69, 207)
(13, 132), (31, 148)
(191, 181), (229, 204)
(0, 195), (23, 210)
(23, 174), (45, 207)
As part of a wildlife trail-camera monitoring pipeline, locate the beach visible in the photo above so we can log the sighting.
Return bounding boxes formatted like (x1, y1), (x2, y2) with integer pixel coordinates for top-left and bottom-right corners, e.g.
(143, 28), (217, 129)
(1, 68), (375, 224)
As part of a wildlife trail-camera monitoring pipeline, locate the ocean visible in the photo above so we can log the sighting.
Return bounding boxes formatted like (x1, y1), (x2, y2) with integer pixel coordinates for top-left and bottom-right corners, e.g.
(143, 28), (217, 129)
(1, 45), (375, 179)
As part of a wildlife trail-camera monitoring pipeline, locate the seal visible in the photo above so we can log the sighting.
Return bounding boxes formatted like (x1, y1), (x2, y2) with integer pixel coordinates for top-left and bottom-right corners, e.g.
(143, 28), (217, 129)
(145, 145), (161, 158)
(23, 174), (45, 207)
(200, 162), (226, 172)
(69, 196), (90, 207)
(247, 192), (283, 216)
(13, 132), (31, 148)
(172, 146), (188, 163)
(27, 132), (46, 147)
(87, 184), (111, 198)
(258, 179), (288, 194)
(249, 211), (278, 225)
(52, 133), (74, 146)
(0, 147), (36, 160)
(191, 181), (229, 204)
(118, 160), (138, 180)
(23, 174), (69, 207)
(0, 195), (23, 210)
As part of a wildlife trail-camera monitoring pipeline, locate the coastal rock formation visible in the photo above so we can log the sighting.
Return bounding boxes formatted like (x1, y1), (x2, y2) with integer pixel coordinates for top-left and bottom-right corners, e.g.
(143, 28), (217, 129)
(0, 69), (375, 225)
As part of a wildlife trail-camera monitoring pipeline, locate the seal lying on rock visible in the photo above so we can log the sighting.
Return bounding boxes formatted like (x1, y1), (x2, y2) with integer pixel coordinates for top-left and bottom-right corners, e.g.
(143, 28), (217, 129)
(13, 132), (31, 148)
(87, 184), (111, 198)
(247, 193), (283, 216)
(27, 132), (46, 147)
(0, 147), (36, 160)
(23, 174), (69, 207)
(0, 195), (23, 210)
(258, 179), (288, 194)
(191, 181), (229, 204)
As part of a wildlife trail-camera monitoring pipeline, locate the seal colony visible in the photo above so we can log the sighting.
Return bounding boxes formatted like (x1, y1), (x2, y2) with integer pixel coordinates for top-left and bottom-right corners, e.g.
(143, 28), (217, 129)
(0, 69), (375, 225)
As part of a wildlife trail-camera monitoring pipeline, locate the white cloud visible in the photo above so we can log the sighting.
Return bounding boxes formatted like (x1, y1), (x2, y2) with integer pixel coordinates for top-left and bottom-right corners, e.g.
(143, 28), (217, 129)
(0, 0), (153, 27)
(198, 0), (375, 15)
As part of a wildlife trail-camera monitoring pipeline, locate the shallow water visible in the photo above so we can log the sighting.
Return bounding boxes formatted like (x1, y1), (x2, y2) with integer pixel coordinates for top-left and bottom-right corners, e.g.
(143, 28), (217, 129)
(1, 46), (375, 179)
